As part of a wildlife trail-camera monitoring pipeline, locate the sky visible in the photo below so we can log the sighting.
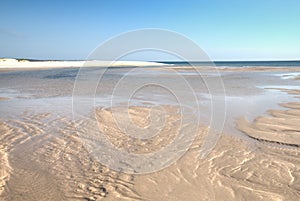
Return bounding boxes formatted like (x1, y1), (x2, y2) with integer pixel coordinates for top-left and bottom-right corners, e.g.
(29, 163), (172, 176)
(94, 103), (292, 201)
(0, 0), (300, 61)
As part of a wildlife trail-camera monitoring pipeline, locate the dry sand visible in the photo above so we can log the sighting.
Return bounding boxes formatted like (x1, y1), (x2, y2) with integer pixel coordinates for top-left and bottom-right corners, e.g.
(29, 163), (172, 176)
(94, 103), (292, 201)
(0, 67), (299, 200)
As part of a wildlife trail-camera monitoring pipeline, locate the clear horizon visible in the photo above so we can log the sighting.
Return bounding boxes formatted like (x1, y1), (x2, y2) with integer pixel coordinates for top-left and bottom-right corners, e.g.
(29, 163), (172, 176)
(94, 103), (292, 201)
(2, 58), (300, 62)
(1, 0), (300, 61)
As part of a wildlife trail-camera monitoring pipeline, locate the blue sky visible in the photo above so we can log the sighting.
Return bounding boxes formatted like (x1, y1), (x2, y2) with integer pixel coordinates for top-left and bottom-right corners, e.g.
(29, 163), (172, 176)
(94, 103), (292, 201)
(1, 0), (299, 60)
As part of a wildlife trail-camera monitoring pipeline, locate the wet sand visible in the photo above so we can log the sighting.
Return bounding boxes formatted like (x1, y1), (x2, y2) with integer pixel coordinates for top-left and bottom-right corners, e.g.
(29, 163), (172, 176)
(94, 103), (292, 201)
(0, 66), (299, 200)
(135, 90), (300, 201)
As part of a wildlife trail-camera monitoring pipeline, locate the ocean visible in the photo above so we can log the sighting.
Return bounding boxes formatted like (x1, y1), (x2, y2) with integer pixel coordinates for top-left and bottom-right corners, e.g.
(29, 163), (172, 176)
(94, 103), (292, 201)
(160, 60), (300, 67)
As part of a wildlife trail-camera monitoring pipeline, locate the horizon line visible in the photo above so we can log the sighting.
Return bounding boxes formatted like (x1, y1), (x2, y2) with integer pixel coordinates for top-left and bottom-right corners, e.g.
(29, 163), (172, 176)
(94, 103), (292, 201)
(0, 57), (300, 63)
(1, 57), (300, 62)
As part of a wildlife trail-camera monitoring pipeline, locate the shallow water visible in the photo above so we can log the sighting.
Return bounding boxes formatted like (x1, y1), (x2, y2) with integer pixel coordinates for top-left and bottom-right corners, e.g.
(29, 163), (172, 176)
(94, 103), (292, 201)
(0, 67), (299, 129)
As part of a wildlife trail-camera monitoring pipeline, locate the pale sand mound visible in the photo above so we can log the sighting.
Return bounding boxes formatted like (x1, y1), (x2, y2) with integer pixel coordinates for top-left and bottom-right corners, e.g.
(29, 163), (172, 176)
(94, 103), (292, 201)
(0, 59), (168, 69)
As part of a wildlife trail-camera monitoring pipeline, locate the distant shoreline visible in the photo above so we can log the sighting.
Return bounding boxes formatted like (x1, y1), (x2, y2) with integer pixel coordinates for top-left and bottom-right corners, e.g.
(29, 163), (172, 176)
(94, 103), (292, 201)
(159, 60), (300, 67)
(1, 58), (300, 69)
(0, 58), (170, 69)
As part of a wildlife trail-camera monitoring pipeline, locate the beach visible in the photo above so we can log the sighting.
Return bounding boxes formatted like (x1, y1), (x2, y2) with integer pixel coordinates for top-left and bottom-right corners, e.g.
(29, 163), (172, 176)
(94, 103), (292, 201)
(0, 63), (299, 200)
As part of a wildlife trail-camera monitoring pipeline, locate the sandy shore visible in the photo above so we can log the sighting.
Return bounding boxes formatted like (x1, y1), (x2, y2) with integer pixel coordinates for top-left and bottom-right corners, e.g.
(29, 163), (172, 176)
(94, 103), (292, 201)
(0, 66), (299, 200)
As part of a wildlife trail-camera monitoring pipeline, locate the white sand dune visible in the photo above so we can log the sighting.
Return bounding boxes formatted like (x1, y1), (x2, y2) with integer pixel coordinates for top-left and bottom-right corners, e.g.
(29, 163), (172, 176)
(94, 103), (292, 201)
(0, 58), (169, 69)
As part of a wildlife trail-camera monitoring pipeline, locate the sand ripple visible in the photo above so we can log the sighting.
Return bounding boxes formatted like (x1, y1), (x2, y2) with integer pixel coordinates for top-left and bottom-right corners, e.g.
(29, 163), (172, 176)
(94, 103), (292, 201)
(133, 89), (300, 200)
(1, 88), (300, 200)
(0, 111), (140, 200)
(238, 93), (300, 146)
